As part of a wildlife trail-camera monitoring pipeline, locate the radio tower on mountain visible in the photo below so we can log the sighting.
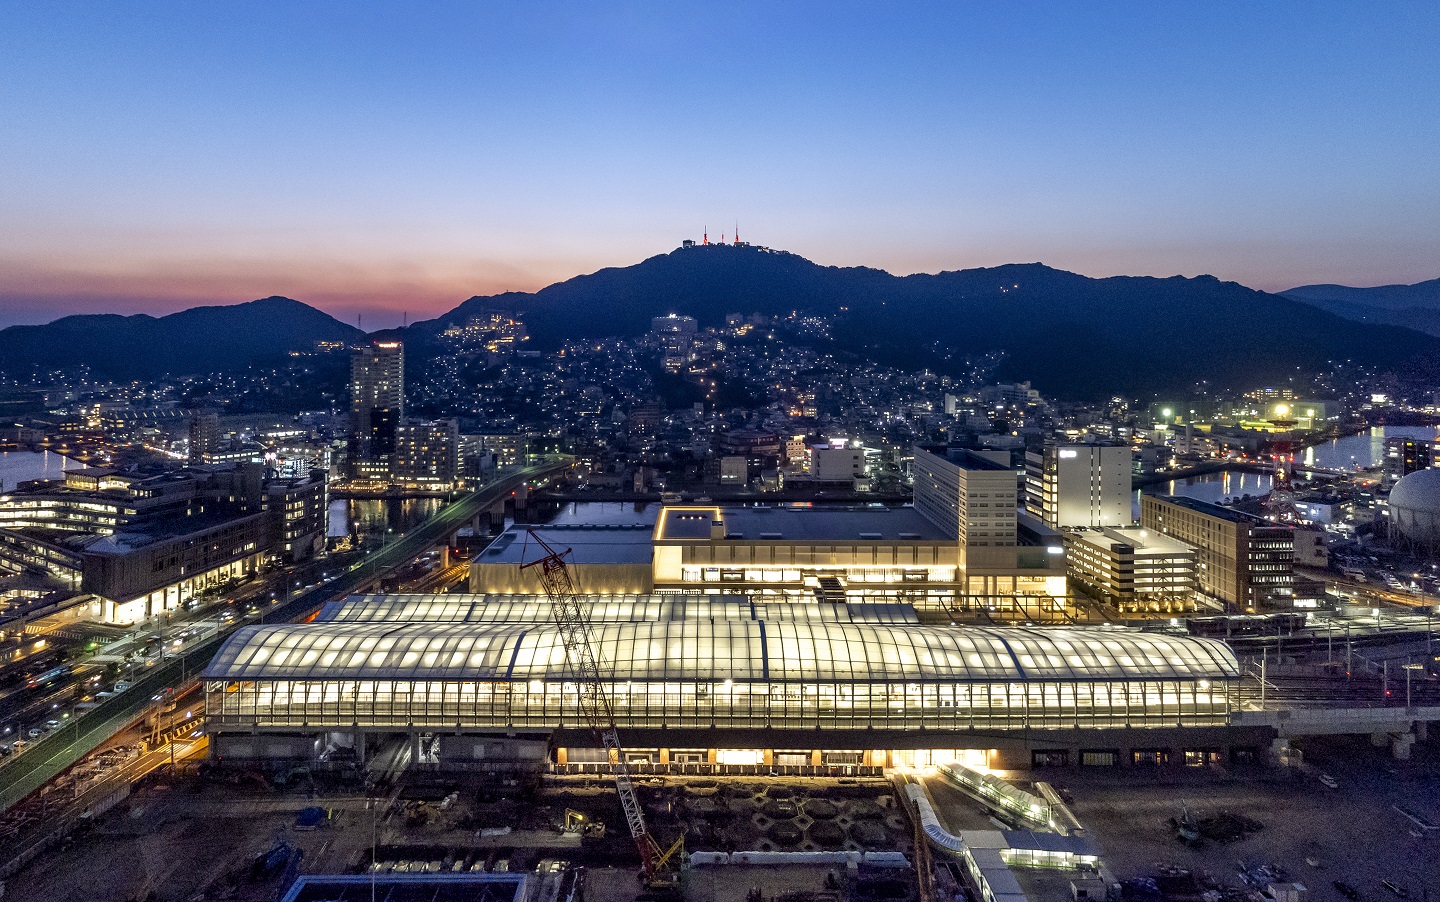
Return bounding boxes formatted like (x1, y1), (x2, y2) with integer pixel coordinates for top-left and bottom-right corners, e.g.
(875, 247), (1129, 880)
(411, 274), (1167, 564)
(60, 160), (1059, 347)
(1264, 404), (1301, 522)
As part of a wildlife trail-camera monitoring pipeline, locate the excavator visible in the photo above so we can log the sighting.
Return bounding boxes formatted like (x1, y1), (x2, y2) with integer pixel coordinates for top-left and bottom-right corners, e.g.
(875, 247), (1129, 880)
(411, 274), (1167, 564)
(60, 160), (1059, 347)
(521, 531), (685, 887)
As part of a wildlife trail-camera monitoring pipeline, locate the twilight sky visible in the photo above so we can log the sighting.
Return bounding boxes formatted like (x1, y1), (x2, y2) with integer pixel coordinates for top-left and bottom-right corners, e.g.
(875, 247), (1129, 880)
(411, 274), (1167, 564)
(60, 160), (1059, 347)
(2, 2), (1439, 330)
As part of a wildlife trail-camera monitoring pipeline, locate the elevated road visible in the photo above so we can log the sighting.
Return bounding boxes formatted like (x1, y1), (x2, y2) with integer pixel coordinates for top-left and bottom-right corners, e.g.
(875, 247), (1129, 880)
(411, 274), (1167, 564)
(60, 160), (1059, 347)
(0, 458), (573, 813)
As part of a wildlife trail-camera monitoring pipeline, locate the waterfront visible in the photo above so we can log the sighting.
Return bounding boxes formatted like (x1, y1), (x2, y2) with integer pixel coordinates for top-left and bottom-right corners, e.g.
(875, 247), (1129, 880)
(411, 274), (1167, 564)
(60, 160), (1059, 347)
(1136, 469), (1274, 511)
(1133, 426), (1440, 513)
(0, 450), (78, 492)
(327, 497), (447, 539)
(1303, 424), (1440, 471)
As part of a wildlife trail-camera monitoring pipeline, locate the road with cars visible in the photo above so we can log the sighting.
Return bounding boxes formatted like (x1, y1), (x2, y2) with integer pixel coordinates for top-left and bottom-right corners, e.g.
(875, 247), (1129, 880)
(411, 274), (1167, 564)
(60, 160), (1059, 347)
(0, 458), (573, 813)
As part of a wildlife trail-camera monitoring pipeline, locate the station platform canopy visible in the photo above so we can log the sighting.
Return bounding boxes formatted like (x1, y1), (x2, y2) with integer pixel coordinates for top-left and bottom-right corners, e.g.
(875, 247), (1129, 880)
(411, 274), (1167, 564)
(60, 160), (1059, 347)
(205, 619), (1240, 687)
(318, 593), (921, 625)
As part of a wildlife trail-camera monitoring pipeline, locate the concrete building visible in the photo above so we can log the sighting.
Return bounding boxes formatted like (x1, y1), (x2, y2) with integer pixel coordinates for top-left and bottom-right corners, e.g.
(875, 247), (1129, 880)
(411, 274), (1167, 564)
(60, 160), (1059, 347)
(718, 430), (781, 468)
(1026, 444), (1132, 529)
(1291, 526), (1329, 569)
(1140, 494), (1295, 611)
(650, 314), (698, 334)
(264, 471), (330, 562)
(912, 446), (1064, 600)
(1384, 435), (1439, 483)
(718, 455), (748, 486)
(811, 443), (866, 482)
(394, 418), (460, 485)
(0, 463), (328, 622)
(470, 445), (1068, 616)
(350, 341), (404, 462)
(473, 433), (530, 468)
(187, 410), (219, 465)
(1062, 526), (1197, 612)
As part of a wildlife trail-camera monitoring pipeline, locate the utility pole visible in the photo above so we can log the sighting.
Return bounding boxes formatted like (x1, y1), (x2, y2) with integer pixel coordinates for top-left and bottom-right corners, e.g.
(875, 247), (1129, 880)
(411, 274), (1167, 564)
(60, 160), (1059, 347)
(1429, 605), (1435, 669)
(1260, 649), (1267, 710)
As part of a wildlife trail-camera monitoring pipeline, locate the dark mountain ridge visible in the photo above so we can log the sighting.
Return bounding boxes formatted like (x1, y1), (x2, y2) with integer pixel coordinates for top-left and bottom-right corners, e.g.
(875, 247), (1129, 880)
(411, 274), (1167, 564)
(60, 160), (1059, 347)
(4, 251), (1435, 398)
(0, 296), (364, 379)
(416, 245), (1440, 399)
(1282, 278), (1440, 337)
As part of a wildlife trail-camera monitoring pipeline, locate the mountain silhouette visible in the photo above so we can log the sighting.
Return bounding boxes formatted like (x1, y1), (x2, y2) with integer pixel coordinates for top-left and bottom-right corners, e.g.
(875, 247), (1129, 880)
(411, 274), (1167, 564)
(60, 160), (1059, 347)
(0, 296), (364, 379)
(1282, 279), (1440, 337)
(416, 244), (1440, 398)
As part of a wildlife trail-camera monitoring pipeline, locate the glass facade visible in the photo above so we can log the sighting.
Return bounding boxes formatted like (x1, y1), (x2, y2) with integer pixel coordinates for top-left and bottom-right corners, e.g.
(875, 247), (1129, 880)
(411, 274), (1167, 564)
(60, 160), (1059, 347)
(205, 620), (1239, 735)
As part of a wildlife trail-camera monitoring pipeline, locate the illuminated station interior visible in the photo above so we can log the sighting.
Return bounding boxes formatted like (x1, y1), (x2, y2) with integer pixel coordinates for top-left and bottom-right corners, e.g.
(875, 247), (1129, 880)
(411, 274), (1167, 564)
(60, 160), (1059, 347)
(204, 591), (1253, 773)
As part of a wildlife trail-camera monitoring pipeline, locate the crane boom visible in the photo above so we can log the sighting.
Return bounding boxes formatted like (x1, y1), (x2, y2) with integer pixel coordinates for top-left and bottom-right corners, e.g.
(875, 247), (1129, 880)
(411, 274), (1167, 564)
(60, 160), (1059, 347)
(521, 530), (671, 879)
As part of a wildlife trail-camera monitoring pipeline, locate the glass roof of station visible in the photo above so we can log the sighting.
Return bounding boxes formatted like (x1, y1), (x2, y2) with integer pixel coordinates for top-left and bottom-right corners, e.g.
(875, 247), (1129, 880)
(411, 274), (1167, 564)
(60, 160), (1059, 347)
(318, 594), (920, 625)
(206, 621), (1240, 685)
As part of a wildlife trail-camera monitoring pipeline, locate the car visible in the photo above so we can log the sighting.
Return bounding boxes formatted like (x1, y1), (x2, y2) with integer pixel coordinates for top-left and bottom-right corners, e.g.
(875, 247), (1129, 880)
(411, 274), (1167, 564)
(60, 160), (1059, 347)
(1319, 773), (1338, 788)
(45, 719), (62, 730)
(1334, 881), (1361, 900)
(27, 727), (44, 739)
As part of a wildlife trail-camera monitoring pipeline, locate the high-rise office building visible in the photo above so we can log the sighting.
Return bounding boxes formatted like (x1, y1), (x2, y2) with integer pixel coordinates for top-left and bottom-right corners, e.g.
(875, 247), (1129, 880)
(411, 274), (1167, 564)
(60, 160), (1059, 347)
(1025, 444), (1132, 528)
(913, 446), (1019, 569)
(350, 342), (404, 461)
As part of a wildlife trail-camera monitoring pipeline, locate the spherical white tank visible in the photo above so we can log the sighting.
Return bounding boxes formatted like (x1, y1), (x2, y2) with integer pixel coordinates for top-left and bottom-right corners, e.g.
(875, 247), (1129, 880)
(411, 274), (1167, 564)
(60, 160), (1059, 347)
(1389, 467), (1440, 547)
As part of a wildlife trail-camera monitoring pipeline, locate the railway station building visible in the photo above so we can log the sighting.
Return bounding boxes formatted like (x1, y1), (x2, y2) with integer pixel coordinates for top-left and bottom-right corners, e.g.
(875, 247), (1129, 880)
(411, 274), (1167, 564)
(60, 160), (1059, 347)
(469, 446), (1071, 619)
(202, 592), (1264, 775)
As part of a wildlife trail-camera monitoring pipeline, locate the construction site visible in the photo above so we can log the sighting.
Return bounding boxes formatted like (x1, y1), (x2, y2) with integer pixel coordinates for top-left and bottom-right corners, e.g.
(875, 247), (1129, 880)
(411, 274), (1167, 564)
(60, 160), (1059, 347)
(3, 513), (1438, 901)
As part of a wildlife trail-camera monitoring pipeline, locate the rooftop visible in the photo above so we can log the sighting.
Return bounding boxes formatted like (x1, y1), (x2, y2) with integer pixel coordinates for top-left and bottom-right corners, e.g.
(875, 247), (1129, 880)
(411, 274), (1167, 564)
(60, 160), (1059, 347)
(206, 620), (1241, 685)
(319, 593), (921, 625)
(477, 523), (654, 566)
(917, 445), (1014, 471)
(1144, 493), (1267, 525)
(1065, 526), (1195, 556)
(656, 505), (950, 542)
(77, 510), (267, 553)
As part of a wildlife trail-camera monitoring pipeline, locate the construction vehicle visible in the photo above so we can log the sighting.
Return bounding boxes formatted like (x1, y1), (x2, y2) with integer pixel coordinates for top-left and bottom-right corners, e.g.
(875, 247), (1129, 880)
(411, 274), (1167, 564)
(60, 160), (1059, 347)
(521, 531), (685, 886)
(562, 809), (606, 838)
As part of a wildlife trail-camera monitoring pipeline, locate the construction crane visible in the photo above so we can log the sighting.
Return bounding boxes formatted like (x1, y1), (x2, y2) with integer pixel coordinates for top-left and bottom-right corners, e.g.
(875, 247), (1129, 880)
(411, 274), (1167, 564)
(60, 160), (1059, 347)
(521, 530), (684, 885)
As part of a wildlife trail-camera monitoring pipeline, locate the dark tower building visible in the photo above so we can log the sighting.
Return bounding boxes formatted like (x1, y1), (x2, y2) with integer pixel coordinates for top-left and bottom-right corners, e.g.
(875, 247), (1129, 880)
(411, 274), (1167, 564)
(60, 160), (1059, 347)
(350, 341), (404, 464)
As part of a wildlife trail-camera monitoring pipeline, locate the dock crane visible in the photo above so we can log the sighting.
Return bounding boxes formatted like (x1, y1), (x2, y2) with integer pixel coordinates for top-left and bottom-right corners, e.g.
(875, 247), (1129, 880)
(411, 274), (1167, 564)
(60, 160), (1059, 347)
(521, 530), (685, 885)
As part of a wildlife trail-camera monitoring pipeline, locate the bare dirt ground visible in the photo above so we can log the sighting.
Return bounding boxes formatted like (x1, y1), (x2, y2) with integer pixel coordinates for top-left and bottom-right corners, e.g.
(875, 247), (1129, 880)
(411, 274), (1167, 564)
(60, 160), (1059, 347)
(1, 774), (912, 902)
(1061, 734), (1440, 898)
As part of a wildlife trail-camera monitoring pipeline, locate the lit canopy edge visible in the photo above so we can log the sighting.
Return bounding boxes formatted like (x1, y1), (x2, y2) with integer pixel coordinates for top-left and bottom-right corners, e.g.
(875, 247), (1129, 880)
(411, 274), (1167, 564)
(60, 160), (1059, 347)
(204, 621), (1240, 685)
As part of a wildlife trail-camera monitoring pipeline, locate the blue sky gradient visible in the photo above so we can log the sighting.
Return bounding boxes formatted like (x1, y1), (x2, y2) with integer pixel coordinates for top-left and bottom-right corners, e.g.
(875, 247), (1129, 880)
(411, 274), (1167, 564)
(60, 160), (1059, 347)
(2, 2), (1438, 328)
